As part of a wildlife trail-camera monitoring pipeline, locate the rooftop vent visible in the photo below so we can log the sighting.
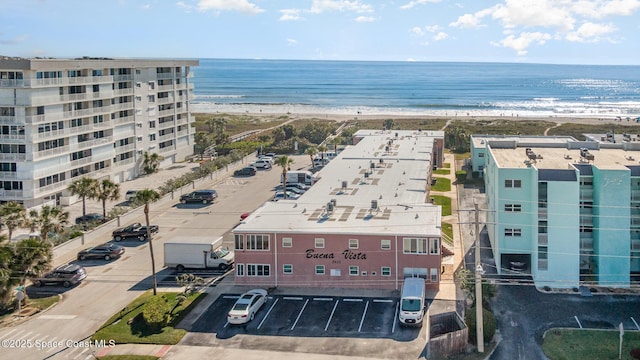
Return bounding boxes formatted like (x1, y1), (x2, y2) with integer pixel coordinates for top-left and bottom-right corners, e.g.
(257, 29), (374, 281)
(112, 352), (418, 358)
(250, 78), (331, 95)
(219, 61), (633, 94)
(330, 198), (337, 207)
(370, 161), (375, 169)
(326, 202), (334, 213)
(526, 148), (537, 160)
(580, 148), (595, 161)
(341, 180), (348, 190)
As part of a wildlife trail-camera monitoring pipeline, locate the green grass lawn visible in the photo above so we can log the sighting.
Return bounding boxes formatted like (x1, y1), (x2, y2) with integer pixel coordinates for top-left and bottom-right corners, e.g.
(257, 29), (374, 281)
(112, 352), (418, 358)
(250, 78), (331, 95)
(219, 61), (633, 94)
(429, 195), (452, 216)
(93, 292), (205, 345)
(441, 222), (453, 245)
(434, 168), (451, 175)
(432, 177), (452, 192)
(542, 328), (640, 360)
(28, 295), (60, 310)
(98, 356), (159, 360)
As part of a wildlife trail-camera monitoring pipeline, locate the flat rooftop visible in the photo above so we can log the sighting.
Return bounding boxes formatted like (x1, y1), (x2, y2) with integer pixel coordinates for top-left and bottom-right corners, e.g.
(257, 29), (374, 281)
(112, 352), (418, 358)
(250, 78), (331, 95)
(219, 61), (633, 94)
(235, 130), (443, 237)
(0, 56), (198, 70)
(492, 146), (640, 170)
(471, 135), (577, 149)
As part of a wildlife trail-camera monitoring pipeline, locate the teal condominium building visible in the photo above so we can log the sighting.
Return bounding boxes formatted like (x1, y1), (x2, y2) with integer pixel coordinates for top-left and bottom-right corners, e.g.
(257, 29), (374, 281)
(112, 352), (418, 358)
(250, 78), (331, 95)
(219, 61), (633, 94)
(471, 135), (640, 289)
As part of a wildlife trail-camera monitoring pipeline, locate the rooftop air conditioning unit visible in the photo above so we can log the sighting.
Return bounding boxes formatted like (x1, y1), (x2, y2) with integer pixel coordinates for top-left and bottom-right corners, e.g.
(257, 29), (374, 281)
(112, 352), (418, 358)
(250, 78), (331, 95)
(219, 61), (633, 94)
(326, 202), (334, 213)
(341, 180), (348, 190)
(370, 161), (375, 169)
(331, 199), (337, 207)
(371, 200), (378, 210)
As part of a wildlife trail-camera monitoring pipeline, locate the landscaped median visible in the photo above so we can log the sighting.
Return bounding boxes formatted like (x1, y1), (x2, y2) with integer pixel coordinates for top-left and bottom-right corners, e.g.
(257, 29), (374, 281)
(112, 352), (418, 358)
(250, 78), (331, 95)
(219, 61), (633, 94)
(542, 328), (640, 359)
(92, 291), (206, 345)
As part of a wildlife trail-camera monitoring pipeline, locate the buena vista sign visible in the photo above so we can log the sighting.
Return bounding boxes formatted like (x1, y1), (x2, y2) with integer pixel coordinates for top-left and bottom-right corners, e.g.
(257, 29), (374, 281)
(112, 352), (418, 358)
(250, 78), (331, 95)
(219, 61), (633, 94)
(306, 249), (367, 260)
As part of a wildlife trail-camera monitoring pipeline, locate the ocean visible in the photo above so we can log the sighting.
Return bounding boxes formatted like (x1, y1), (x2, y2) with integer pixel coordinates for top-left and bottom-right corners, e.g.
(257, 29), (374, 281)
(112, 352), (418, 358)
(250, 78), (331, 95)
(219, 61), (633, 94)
(190, 59), (640, 118)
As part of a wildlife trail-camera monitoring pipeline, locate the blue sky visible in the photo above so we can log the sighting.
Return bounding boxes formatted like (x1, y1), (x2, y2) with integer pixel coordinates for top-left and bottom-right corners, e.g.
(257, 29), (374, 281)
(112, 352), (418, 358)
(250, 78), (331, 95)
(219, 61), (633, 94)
(1, 0), (639, 65)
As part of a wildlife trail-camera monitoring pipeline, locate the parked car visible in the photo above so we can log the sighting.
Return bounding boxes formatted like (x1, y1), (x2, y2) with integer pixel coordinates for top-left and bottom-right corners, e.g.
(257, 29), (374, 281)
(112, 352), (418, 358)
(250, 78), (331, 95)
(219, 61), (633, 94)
(250, 159), (272, 169)
(180, 190), (218, 204)
(75, 213), (106, 225)
(77, 243), (125, 261)
(125, 190), (139, 202)
(257, 155), (274, 164)
(31, 264), (87, 288)
(113, 222), (159, 241)
(240, 212), (250, 221)
(234, 167), (257, 177)
(227, 289), (268, 324)
(273, 191), (300, 201)
(265, 152), (277, 158)
(275, 183), (311, 192)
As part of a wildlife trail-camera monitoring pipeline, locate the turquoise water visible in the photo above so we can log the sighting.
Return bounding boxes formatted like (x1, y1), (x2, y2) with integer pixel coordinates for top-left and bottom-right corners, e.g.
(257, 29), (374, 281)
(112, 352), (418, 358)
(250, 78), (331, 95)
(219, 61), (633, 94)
(190, 59), (640, 117)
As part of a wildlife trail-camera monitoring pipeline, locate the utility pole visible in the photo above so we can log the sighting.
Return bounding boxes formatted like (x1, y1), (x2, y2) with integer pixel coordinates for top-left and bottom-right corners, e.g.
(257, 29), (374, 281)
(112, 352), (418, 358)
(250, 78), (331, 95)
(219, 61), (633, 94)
(474, 202), (484, 353)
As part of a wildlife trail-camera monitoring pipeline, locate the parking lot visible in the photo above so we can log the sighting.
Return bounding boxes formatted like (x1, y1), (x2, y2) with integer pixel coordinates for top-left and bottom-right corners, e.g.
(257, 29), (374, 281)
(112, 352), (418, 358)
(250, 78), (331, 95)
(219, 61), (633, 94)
(187, 293), (423, 341)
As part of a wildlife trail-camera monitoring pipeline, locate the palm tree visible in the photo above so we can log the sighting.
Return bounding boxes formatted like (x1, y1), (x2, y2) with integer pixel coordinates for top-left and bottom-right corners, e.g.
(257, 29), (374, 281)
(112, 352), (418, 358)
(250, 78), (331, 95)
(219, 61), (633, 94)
(317, 145), (328, 163)
(68, 177), (98, 220)
(0, 202), (27, 241)
(274, 155), (295, 199)
(13, 237), (52, 288)
(142, 152), (164, 175)
(95, 179), (120, 217)
(305, 146), (318, 169)
(213, 117), (227, 142)
(27, 205), (69, 244)
(133, 189), (161, 295)
(0, 234), (14, 307)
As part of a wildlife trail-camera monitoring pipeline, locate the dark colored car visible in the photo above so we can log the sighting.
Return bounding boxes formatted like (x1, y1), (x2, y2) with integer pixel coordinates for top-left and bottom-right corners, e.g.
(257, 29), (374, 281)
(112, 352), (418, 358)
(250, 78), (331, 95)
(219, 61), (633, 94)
(31, 264), (87, 288)
(75, 213), (106, 225)
(179, 190), (218, 204)
(234, 167), (256, 177)
(112, 222), (159, 241)
(77, 243), (125, 261)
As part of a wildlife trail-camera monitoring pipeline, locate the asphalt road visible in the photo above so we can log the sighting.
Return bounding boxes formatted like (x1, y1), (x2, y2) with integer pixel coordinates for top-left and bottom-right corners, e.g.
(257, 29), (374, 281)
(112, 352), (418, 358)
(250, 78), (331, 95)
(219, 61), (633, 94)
(0, 155), (307, 360)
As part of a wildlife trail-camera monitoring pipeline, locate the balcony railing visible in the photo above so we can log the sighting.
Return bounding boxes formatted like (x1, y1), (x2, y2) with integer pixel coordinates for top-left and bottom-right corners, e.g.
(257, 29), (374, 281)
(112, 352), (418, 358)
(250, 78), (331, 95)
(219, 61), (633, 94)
(157, 96), (175, 104)
(158, 145), (176, 153)
(156, 73), (175, 80)
(0, 189), (23, 198)
(23, 75), (114, 88)
(538, 233), (548, 245)
(34, 179), (72, 196)
(158, 109), (175, 117)
(113, 116), (134, 125)
(0, 153), (26, 161)
(0, 172), (18, 179)
(0, 134), (26, 142)
(76, 136), (114, 149)
(157, 84), (174, 91)
(114, 88), (134, 96)
(113, 157), (135, 167)
(177, 130), (189, 137)
(115, 143), (136, 153)
(538, 259), (548, 270)
(0, 116), (17, 124)
(158, 120), (175, 129)
(580, 189), (593, 200)
(33, 145), (70, 159)
(113, 75), (133, 82)
(158, 133), (174, 142)
(538, 208), (547, 219)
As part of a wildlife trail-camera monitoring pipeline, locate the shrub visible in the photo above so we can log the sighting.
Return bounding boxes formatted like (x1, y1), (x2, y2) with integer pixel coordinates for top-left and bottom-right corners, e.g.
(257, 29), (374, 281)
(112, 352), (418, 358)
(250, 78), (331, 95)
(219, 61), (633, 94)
(631, 348), (640, 359)
(455, 170), (467, 182)
(142, 295), (171, 330)
(465, 307), (496, 345)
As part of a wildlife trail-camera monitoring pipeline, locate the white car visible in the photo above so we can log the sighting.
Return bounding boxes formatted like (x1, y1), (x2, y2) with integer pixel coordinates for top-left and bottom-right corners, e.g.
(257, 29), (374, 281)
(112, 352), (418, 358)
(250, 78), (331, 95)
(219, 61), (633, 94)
(227, 289), (268, 324)
(258, 155), (274, 164)
(273, 191), (300, 201)
(251, 159), (272, 169)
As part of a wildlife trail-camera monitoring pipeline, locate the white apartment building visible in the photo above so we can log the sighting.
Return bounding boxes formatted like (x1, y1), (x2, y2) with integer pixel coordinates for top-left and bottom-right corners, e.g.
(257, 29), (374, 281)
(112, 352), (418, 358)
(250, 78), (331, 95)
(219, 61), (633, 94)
(0, 56), (198, 208)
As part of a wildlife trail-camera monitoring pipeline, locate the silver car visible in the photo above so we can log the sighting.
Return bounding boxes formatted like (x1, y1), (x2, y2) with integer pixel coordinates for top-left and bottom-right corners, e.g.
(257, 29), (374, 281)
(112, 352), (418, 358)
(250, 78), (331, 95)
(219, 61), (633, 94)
(227, 289), (268, 324)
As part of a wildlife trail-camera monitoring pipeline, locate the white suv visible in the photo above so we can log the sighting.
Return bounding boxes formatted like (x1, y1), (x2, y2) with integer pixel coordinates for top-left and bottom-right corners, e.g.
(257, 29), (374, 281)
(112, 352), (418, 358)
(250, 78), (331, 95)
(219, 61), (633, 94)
(251, 159), (272, 169)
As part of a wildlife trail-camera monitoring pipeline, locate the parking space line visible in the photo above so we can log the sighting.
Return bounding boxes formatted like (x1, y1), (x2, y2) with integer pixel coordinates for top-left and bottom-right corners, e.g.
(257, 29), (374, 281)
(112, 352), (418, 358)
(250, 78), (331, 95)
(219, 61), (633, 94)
(291, 299), (309, 330)
(257, 298), (279, 330)
(0, 328), (19, 340)
(325, 300), (339, 331)
(574, 316), (582, 329)
(373, 299), (393, 303)
(392, 303), (399, 334)
(283, 297), (304, 300)
(358, 300), (370, 332)
(631, 317), (640, 330)
(15, 331), (32, 341)
(223, 321), (229, 328)
(313, 297), (333, 301)
(223, 295), (240, 299)
(343, 298), (363, 302)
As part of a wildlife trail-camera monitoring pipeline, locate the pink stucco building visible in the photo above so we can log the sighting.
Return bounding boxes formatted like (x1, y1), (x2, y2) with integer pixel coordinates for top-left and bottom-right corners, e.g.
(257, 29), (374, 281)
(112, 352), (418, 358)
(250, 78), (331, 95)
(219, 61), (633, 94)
(232, 129), (445, 291)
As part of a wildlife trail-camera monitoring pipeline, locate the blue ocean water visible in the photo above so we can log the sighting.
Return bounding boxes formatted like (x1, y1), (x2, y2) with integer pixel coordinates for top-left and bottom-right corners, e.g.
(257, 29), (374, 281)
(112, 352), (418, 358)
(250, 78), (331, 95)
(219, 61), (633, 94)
(190, 59), (640, 118)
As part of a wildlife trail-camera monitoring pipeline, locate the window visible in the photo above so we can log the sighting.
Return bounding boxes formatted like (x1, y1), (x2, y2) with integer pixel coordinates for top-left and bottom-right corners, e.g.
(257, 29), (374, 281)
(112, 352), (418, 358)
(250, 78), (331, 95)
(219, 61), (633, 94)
(478, 153), (485, 158)
(403, 237), (428, 254)
(504, 228), (522, 237)
(247, 264), (270, 277)
(538, 246), (548, 270)
(349, 266), (359, 276)
(149, 121), (156, 128)
(236, 264), (244, 276)
(504, 204), (522, 212)
(430, 268), (438, 282)
(429, 238), (440, 254)
(505, 179), (522, 188)
(381, 239), (391, 250)
(315, 265), (325, 275)
(247, 234), (269, 250)
(349, 239), (359, 249)
(234, 234), (244, 250)
(283, 264), (293, 274)
(330, 269), (341, 276)
(381, 267), (391, 276)
(315, 238), (325, 248)
(282, 237), (292, 248)
(149, 134), (156, 141)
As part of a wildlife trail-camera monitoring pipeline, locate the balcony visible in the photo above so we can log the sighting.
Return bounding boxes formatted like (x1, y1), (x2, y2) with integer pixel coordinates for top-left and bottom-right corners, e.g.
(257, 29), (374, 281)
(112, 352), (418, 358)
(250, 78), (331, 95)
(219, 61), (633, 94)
(176, 117), (189, 125)
(76, 136), (114, 150)
(112, 102), (134, 111)
(538, 259), (548, 271)
(158, 133), (175, 142)
(177, 130), (189, 137)
(115, 143), (136, 153)
(157, 96), (175, 104)
(0, 153), (26, 161)
(0, 189), (23, 198)
(113, 157), (135, 168)
(0, 134), (26, 142)
(158, 120), (175, 129)
(580, 188), (593, 200)
(62, 105), (114, 119)
(34, 179), (72, 196)
(113, 75), (133, 82)
(114, 88), (134, 96)
(538, 233), (548, 245)
(158, 84), (174, 91)
(0, 172), (18, 179)
(25, 114), (46, 124)
(156, 73), (175, 80)
(113, 116), (135, 126)
(0, 116), (17, 124)
(158, 145), (176, 153)
(69, 156), (93, 168)
(538, 208), (547, 219)
(158, 109), (175, 117)
(33, 145), (70, 159)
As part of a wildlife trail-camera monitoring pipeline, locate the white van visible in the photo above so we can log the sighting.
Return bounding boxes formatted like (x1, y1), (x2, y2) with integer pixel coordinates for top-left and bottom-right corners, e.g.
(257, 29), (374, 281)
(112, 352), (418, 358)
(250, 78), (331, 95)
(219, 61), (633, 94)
(282, 171), (317, 185)
(316, 151), (337, 161)
(399, 277), (426, 326)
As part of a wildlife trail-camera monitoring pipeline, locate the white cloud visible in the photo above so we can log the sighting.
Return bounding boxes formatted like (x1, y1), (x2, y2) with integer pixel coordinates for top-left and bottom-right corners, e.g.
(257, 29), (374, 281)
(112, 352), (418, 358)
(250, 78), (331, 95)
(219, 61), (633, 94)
(489, 0), (575, 32)
(493, 32), (552, 55)
(280, 9), (303, 21)
(176, 1), (194, 12)
(197, 0), (265, 14)
(309, 0), (373, 14)
(287, 38), (298, 46)
(400, 0), (441, 10)
(411, 24), (442, 37)
(355, 15), (375, 22)
(410, 27), (425, 36)
(450, 13), (485, 28)
(597, 0), (640, 17)
(142, 4), (151, 10)
(433, 32), (449, 41)
(565, 21), (617, 42)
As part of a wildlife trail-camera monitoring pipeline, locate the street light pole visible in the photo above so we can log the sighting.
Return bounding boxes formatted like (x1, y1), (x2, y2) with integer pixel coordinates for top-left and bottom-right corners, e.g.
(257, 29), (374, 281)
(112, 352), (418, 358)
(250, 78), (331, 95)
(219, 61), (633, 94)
(475, 202), (484, 353)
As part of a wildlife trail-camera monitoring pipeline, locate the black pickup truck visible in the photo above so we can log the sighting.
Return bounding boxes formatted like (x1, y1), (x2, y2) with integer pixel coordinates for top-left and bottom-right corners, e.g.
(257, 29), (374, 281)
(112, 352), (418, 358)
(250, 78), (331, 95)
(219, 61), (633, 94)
(112, 222), (159, 242)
